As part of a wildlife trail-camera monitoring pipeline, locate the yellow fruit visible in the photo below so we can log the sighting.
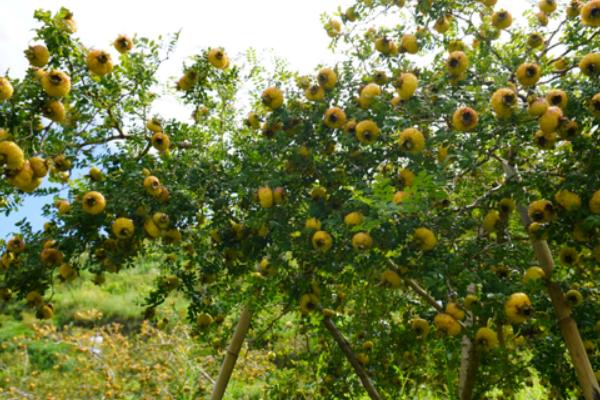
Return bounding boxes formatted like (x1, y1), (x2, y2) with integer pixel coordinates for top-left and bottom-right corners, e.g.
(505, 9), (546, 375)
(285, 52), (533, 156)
(483, 210), (501, 232)
(351, 232), (373, 250)
(146, 118), (162, 132)
(305, 217), (322, 230)
(567, 1), (582, 18)
(528, 98), (548, 117)
(197, 313), (213, 327)
(82, 191), (106, 215)
(26, 291), (43, 306)
(355, 119), (380, 145)
(58, 263), (76, 281)
(591, 189), (600, 213)
(375, 36), (398, 56)
(579, 53), (600, 77)
(475, 327), (499, 350)
(207, 48), (229, 69)
(261, 86), (284, 110)
(344, 212), (364, 226)
(55, 199), (70, 214)
(554, 190), (581, 211)
(381, 270), (402, 288)
(452, 107), (478, 131)
(305, 84), (325, 101)
(400, 34), (418, 54)
(143, 175), (161, 196)
(29, 157), (48, 178)
(344, 6), (358, 21)
(325, 19), (341, 37)
(396, 72), (418, 100)
(0, 77), (14, 101)
(516, 63), (541, 86)
(25, 45), (50, 67)
(434, 313), (461, 336)
(464, 294), (479, 309)
(300, 293), (319, 314)
(539, 106), (563, 133)
(581, 0), (600, 26)
(152, 212), (169, 229)
(447, 51), (469, 76)
(114, 35), (133, 53)
(492, 10), (512, 29)
(40, 247), (64, 266)
(87, 50), (113, 76)
(528, 199), (554, 223)
(546, 89), (568, 109)
(112, 217), (135, 239)
(491, 88), (517, 118)
(398, 128), (425, 153)
(273, 187), (285, 204)
(559, 247), (579, 265)
(0, 141), (25, 169)
(414, 227), (437, 251)
(7, 236), (25, 253)
(565, 289), (583, 306)
(505, 292), (533, 324)
(434, 15), (451, 33)
(43, 100), (66, 123)
(323, 107), (346, 129)
(523, 266), (545, 283)
(144, 218), (161, 238)
(539, 0), (557, 13)
(393, 190), (409, 204)
(410, 318), (430, 337)
(398, 168), (415, 188)
(591, 93), (600, 117)
(258, 187), (274, 208)
(317, 67), (337, 89)
(89, 167), (103, 181)
(446, 302), (465, 321)
(245, 112), (261, 129)
(7, 161), (34, 190)
(36, 304), (54, 320)
(528, 32), (545, 48)
(177, 71), (197, 91)
(359, 83), (381, 104)
(356, 353), (369, 366)
(312, 230), (333, 252)
(151, 132), (170, 152)
(41, 70), (71, 97)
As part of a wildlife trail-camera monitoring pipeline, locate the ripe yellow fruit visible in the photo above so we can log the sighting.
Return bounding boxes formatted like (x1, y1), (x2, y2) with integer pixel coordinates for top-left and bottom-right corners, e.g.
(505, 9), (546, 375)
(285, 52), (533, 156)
(565, 289), (583, 306)
(325, 19), (341, 37)
(143, 175), (161, 196)
(177, 70), (197, 91)
(0, 141), (25, 170)
(528, 199), (554, 223)
(464, 294), (478, 309)
(567, 1), (582, 18)
(523, 266), (545, 283)
(447, 51), (469, 76)
(410, 318), (430, 337)
(414, 227), (437, 251)
(36, 304), (54, 320)
(375, 36), (398, 56)
(312, 230), (333, 252)
(504, 292), (533, 324)
(41, 70), (71, 97)
(516, 63), (541, 86)
(152, 212), (169, 229)
(359, 82), (381, 104)
(300, 293), (320, 314)
(400, 34), (418, 54)
(546, 89), (568, 109)
(396, 72), (418, 100)
(55, 199), (70, 214)
(261, 86), (284, 110)
(581, 0), (600, 26)
(197, 313), (213, 327)
(483, 210), (501, 232)
(539, 106), (563, 133)
(393, 190), (409, 204)
(398, 128), (425, 153)
(492, 10), (512, 29)
(527, 98), (548, 117)
(434, 15), (451, 33)
(89, 167), (103, 181)
(258, 186), (274, 208)
(146, 118), (162, 132)
(82, 191), (106, 215)
(40, 247), (64, 266)
(58, 263), (77, 281)
(112, 217), (135, 239)
(434, 313), (461, 336)
(114, 35), (134, 53)
(245, 112), (261, 129)
(351, 232), (373, 250)
(452, 107), (478, 131)
(554, 190), (581, 211)
(43, 100), (66, 123)
(589, 189), (600, 213)
(29, 157), (48, 178)
(323, 107), (346, 129)
(305, 217), (322, 230)
(344, 212), (363, 226)
(0, 77), (14, 101)
(25, 44), (50, 67)
(151, 132), (170, 152)
(381, 270), (402, 288)
(355, 119), (380, 145)
(498, 198), (514, 214)
(491, 88), (517, 118)
(539, 0), (557, 13)
(398, 168), (415, 188)
(475, 327), (499, 350)
(591, 93), (600, 117)
(559, 247), (579, 265)
(446, 302), (465, 321)
(144, 218), (161, 238)
(6, 161), (34, 190)
(273, 187), (285, 204)
(305, 84), (325, 101)
(87, 50), (113, 76)
(207, 48), (229, 69)
(7, 236), (25, 253)
(579, 53), (600, 76)
(317, 67), (337, 89)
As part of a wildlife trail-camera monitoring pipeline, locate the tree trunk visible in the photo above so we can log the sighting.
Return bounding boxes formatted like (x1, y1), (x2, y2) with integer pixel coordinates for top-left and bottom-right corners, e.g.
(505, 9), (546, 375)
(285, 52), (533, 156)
(323, 317), (382, 400)
(458, 336), (478, 400)
(501, 160), (600, 400)
(210, 306), (252, 400)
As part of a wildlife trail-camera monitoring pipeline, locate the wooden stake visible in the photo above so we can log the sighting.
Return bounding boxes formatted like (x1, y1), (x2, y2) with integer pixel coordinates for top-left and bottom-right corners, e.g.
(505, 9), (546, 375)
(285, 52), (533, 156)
(458, 336), (478, 400)
(323, 317), (382, 400)
(210, 306), (252, 400)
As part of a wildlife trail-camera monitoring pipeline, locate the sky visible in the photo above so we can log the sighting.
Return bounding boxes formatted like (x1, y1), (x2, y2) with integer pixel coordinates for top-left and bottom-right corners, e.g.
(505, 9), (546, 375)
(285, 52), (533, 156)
(0, 0), (528, 238)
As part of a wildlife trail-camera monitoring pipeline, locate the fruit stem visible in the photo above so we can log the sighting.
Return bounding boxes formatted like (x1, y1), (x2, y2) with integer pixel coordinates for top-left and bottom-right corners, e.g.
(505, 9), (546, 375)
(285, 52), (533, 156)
(210, 306), (252, 400)
(322, 316), (382, 400)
